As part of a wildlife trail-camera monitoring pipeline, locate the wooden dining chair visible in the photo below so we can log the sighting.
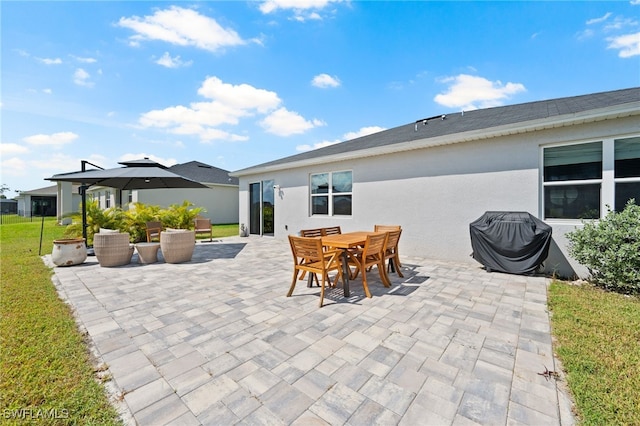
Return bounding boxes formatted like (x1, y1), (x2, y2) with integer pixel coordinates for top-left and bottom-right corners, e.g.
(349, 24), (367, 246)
(374, 225), (402, 267)
(194, 217), (213, 242)
(323, 226), (342, 235)
(145, 221), (163, 242)
(300, 228), (324, 237)
(298, 228), (325, 284)
(383, 229), (404, 278)
(348, 232), (390, 298)
(288, 235), (344, 307)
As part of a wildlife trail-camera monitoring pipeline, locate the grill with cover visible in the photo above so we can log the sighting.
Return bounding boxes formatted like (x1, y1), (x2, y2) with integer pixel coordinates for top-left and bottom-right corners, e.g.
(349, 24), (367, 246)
(469, 211), (552, 275)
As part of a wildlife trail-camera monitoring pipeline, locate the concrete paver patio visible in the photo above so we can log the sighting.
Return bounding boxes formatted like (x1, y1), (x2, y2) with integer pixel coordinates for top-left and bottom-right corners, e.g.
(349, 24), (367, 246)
(47, 236), (575, 425)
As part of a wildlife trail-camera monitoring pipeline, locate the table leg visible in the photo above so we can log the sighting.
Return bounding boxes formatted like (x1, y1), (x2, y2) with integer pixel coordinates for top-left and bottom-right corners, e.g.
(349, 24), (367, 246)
(341, 251), (350, 297)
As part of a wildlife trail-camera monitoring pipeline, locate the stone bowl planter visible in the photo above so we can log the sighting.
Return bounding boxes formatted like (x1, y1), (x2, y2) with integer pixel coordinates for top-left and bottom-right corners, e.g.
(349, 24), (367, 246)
(51, 238), (87, 267)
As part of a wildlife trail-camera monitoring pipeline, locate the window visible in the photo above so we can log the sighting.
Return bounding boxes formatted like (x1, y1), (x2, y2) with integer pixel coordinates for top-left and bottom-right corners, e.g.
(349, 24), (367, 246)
(105, 191), (111, 208)
(310, 171), (352, 216)
(542, 137), (640, 220)
(615, 137), (640, 211)
(543, 142), (602, 219)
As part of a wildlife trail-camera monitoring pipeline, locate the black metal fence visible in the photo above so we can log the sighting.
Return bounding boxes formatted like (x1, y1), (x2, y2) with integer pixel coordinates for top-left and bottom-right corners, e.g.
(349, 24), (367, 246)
(0, 212), (53, 225)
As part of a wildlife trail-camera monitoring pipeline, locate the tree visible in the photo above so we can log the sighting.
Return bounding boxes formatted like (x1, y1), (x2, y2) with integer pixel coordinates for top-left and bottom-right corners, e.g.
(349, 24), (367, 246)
(0, 184), (10, 199)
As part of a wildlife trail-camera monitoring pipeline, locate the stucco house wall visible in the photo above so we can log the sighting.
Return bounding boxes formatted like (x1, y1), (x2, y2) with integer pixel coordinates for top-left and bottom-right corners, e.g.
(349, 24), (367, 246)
(234, 91), (639, 279)
(133, 185), (239, 224)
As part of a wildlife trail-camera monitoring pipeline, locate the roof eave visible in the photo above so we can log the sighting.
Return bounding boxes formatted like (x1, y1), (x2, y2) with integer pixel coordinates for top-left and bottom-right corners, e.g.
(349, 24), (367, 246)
(231, 102), (640, 177)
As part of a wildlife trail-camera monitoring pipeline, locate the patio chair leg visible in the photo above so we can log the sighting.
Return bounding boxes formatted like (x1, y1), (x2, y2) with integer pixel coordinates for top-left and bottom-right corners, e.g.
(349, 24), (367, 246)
(388, 258), (404, 277)
(287, 271), (298, 297)
(361, 274), (372, 298)
(319, 275), (326, 307)
(378, 262), (391, 287)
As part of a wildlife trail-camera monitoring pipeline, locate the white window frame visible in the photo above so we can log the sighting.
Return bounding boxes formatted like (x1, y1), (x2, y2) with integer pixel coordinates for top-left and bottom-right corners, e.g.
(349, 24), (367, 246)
(541, 135), (640, 222)
(613, 136), (640, 211)
(310, 170), (353, 217)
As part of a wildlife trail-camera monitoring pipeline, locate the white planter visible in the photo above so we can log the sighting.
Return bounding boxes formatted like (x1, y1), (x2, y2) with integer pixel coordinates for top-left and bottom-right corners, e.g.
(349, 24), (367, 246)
(51, 238), (87, 267)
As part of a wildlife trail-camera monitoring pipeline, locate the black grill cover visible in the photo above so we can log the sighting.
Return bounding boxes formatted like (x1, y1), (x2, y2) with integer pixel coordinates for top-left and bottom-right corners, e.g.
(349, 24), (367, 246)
(470, 212), (552, 274)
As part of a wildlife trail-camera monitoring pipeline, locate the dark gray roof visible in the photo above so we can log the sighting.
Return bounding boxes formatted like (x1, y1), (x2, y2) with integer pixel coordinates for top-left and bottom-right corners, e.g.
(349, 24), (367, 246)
(22, 184), (81, 195)
(234, 87), (639, 173)
(169, 161), (238, 186)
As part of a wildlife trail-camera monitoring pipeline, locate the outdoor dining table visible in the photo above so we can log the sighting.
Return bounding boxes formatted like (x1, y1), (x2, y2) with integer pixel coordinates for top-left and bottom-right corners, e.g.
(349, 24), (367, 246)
(320, 231), (385, 297)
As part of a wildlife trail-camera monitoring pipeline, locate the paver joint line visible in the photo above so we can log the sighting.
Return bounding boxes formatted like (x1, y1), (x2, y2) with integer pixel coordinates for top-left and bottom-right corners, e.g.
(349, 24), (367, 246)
(46, 236), (575, 426)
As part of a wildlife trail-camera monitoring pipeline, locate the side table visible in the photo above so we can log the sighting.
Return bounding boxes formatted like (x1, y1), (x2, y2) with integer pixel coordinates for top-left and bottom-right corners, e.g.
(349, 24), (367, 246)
(135, 242), (160, 264)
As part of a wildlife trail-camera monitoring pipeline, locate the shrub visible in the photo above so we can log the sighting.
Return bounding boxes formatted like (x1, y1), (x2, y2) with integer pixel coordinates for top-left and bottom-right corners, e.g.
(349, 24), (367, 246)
(160, 201), (203, 230)
(63, 200), (127, 245)
(567, 199), (640, 294)
(64, 200), (204, 244)
(123, 202), (163, 243)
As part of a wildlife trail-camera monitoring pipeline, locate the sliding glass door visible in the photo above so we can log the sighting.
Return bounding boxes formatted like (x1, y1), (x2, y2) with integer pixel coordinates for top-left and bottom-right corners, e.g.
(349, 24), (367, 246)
(249, 180), (274, 236)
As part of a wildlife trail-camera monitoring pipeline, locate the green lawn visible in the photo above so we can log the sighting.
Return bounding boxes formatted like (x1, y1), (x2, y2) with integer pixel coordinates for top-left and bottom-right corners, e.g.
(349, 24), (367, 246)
(0, 219), (239, 425)
(548, 280), (640, 425)
(0, 219), (122, 425)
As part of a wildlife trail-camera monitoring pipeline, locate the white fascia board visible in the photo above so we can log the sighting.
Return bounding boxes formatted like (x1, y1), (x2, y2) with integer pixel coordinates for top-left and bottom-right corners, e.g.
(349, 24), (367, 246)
(231, 102), (640, 177)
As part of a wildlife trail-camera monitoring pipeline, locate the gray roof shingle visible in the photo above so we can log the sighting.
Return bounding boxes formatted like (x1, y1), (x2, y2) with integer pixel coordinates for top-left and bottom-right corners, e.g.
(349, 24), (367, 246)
(169, 161), (238, 186)
(233, 87), (639, 174)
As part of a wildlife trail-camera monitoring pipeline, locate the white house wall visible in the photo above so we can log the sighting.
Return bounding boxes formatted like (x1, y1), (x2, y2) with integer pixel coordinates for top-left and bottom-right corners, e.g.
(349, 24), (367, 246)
(238, 115), (639, 279)
(135, 186), (239, 224)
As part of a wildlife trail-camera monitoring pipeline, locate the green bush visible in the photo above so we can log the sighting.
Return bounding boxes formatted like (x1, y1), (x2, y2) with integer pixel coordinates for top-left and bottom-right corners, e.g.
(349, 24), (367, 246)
(159, 200), (203, 230)
(64, 200), (204, 244)
(63, 200), (128, 245)
(567, 199), (640, 294)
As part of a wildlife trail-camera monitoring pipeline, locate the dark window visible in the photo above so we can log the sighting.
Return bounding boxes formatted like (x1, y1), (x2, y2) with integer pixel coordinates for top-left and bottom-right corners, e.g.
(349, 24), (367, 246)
(543, 142), (602, 181)
(544, 184), (601, 219)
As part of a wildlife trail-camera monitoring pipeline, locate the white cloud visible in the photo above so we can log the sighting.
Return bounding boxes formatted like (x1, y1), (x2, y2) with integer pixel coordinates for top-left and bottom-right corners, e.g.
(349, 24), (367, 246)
(37, 57), (62, 65)
(1, 157), (28, 177)
(43, 88), (52, 95)
(71, 55), (97, 63)
(259, 0), (340, 13)
(343, 126), (386, 140)
(30, 153), (92, 172)
(260, 107), (325, 136)
(156, 52), (192, 68)
(73, 68), (94, 87)
(434, 74), (526, 110)
(296, 140), (338, 151)
(197, 76), (281, 114)
(587, 12), (612, 25)
(23, 131), (79, 147)
(259, 0), (342, 21)
(118, 6), (245, 52)
(140, 76), (285, 141)
(0, 143), (29, 155)
(607, 32), (640, 57)
(296, 126), (385, 152)
(581, 11), (639, 58)
(312, 73), (341, 88)
(604, 17), (638, 32)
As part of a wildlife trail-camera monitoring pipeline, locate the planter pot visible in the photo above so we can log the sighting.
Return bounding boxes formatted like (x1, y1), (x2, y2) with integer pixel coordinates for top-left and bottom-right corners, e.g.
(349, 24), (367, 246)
(51, 238), (87, 267)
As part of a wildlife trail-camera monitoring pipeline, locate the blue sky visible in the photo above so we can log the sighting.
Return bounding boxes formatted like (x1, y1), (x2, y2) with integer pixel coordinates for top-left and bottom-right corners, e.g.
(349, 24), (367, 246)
(1, 1), (639, 195)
